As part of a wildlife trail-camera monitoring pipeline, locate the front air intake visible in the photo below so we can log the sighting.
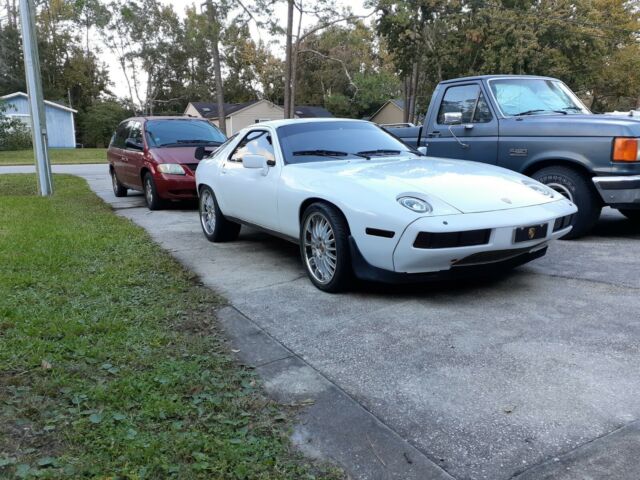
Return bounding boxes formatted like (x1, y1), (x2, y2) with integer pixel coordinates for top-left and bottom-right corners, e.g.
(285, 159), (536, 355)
(413, 229), (491, 249)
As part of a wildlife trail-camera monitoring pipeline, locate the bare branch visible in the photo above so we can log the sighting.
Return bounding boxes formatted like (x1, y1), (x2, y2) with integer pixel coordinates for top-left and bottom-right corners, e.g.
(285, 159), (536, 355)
(298, 48), (359, 99)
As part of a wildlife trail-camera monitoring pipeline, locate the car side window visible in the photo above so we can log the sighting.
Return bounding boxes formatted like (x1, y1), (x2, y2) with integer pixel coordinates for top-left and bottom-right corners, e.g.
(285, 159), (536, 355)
(437, 85), (493, 124)
(112, 122), (130, 148)
(228, 130), (275, 163)
(128, 121), (143, 146)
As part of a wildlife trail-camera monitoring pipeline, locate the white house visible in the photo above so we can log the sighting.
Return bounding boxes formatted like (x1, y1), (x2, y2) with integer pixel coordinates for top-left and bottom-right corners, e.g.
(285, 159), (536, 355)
(0, 92), (77, 148)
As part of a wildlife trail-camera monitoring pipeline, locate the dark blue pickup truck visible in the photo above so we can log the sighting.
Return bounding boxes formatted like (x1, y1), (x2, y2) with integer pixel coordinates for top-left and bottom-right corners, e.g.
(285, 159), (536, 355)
(391, 75), (640, 238)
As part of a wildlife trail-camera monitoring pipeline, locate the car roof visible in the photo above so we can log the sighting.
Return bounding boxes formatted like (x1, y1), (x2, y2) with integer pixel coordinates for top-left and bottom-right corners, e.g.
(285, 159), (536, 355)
(124, 116), (211, 122)
(249, 118), (369, 129)
(439, 74), (560, 84)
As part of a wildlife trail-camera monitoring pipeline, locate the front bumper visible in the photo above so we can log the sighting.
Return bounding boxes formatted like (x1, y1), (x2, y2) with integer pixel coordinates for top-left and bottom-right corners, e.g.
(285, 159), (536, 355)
(593, 175), (640, 208)
(351, 199), (576, 282)
(153, 173), (197, 200)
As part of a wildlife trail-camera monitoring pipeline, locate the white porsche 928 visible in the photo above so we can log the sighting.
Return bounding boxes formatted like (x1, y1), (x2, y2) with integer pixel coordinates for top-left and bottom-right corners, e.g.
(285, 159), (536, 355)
(195, 119), (577, 292)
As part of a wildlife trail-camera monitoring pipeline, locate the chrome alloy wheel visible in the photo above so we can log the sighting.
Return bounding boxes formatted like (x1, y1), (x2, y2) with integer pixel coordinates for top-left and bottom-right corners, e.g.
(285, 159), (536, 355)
(144, 176), (154, 205)
(111, 171), (118, 195)
(200, 189), (216, 235)
(303, 212), (337, 285)
(546, 182), (573, 202)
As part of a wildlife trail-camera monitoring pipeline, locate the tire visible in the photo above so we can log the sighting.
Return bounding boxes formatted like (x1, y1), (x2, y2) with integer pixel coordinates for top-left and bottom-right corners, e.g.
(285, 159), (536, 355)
(532, 166), (601, 239)
(198, 186), (241, 242)
(300, 202), (352, 293)
(618, 209), (640, 222)
(143, 172), (164, 210)
(111, 169), (127, 197)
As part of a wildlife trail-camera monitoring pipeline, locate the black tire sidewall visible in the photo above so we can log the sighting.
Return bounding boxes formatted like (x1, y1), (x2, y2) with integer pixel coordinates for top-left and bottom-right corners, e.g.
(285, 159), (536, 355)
(198, 186), (240, 242)
(532, 167), (601, 238)
(111, 169), (127, 197)
(300, 203), (352, 293)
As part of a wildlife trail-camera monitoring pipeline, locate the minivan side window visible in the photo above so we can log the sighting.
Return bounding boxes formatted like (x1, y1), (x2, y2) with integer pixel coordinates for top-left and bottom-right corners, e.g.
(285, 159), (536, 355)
(112, 122), (130, 148)
(127, 121), (143, 147)
(437, 85), (493, 124)
(229, 130), (275, 163)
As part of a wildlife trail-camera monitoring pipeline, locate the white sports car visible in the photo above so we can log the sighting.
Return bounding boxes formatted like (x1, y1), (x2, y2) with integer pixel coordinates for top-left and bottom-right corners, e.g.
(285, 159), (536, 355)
(195, 119), (577, 292)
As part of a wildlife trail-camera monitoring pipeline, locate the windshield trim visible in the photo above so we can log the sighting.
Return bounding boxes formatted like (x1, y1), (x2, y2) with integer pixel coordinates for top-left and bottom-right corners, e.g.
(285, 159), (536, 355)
(486, 77), (591, 119)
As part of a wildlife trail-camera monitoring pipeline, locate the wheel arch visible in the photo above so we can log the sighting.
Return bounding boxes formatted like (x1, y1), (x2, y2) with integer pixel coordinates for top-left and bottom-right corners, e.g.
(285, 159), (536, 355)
(299, 197), (351, 234)
(522, 158), (593, 179)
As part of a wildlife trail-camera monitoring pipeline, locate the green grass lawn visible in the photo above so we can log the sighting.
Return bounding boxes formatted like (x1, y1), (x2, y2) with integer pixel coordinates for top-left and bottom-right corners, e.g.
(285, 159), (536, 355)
(0, 148), (106, 166)
(0, 174), (341, 479)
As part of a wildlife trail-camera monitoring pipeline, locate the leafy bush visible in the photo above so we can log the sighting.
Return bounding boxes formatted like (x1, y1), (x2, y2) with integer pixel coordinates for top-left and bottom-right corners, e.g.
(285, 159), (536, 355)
(0, 105), (33, 150)
(79, 100), (131, 148)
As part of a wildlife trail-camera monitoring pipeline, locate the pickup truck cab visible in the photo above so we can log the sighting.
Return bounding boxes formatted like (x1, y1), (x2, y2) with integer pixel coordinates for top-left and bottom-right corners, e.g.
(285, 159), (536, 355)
(391, 75), (640, 238)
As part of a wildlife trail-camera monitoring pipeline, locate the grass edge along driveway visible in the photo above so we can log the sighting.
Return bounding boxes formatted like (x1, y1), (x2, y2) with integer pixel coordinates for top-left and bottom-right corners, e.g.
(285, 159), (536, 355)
(0, 174), (342, 480)
(0, 148), (106, 166)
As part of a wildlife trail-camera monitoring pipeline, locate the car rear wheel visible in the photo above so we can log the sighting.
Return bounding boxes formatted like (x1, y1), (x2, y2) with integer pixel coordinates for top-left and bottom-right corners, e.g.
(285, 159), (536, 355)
(532, 166), (601, 239)
(618, 209), (640, 222)
(300, 203), (352, 293)
(143, 172), (164, 210)
(111, 169), (127, 197)
(199, 186), (241, 242)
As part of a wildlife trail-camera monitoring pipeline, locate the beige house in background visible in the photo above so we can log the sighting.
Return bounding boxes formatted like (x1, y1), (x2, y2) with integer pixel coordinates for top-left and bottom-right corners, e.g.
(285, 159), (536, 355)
(369, 99), (406, 125)
(184, 100), (333, 134)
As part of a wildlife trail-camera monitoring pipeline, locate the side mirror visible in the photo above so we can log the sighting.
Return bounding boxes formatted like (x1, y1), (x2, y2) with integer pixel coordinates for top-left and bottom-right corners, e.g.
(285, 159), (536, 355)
(125, 138), (143, 150)
(195, 146), (218, 160)
(417, 146), (427, 155)
(242, 154), (272, 175)
(443, 112), (463, 125)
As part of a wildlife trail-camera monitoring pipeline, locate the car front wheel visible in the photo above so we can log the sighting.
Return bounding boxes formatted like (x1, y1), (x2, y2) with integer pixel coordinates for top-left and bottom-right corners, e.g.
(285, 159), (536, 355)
(618, 209), (640, 222)
(111, 169), (127, 197)
(199, 186), (241, 242)
(143, 172), (164, 210)
(300, 203), (352, 293)
(532, 166), (601, 239)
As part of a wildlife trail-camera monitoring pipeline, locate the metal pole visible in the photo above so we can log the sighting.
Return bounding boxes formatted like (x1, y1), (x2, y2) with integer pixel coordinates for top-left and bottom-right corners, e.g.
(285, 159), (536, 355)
(19, 0), (52, 196)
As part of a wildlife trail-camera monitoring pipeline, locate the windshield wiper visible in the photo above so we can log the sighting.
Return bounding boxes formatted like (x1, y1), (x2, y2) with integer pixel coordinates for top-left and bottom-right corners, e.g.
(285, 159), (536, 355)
(293, 149), (349, 157)
(514, 109), (567, 116)
(356, 149), (404, 157)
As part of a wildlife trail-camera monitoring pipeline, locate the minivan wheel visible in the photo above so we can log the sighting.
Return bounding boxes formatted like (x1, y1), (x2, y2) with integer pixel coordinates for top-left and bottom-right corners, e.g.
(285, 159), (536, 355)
(199, 186), (241, 242)
(143, 172), (164, 210)
(300, 203), (352, 293)
(532, 166), (602, 239)
(618, 209), (640, 222)
(111, 169), (127, 197)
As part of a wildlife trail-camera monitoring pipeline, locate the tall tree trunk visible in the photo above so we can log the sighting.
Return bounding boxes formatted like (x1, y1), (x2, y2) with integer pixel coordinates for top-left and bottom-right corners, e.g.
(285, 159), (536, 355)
(402, 76), (410, 123)
(409, 61), (419, 124)
(207, 0), (226, 134)
(289, 6), (303, 118)
(283, 0), (294, 118)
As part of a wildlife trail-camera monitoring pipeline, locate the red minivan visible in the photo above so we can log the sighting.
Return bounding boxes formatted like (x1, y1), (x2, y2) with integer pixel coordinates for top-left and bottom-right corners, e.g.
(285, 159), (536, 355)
(107, 116), (226, 209)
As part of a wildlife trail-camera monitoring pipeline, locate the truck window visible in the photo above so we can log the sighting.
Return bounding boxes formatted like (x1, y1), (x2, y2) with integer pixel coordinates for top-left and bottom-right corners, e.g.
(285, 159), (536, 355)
(437, 85), (492, 124)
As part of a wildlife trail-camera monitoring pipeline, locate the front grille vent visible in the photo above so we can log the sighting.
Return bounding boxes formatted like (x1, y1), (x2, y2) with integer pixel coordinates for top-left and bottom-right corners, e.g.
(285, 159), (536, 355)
(553, 214), (574, 232)
(413, 229), (491, 249)
(185, 163), (199, 172)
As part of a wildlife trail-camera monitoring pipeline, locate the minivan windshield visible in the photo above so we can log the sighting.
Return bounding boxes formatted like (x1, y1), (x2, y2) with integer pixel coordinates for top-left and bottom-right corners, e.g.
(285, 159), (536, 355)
(277, 121), (418, 164)
(489, 78), (590, 116)
(145, 119), (226, 147)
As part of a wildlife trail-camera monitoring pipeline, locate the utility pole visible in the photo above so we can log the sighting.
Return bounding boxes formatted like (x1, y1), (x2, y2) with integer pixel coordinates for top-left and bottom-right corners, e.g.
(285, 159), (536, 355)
(19, 0), (52, 196)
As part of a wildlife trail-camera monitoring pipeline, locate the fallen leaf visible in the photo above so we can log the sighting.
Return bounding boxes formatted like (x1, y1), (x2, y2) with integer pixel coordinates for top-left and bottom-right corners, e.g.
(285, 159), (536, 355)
(41, 360), (52, 370)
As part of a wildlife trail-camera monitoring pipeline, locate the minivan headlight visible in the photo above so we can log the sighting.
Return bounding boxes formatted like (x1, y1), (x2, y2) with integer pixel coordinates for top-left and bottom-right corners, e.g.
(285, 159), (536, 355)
(398, 196), (432, 213)
(157, 164), (186, 175)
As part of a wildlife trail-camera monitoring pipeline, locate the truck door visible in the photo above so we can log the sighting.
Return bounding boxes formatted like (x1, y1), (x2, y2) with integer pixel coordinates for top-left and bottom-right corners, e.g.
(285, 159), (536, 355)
(425, 83), (499, 164)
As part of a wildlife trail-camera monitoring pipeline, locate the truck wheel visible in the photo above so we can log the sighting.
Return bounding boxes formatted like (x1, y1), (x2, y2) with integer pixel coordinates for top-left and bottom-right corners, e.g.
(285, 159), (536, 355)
(618, 209), (640, 222)
(532, 166), (601, 239)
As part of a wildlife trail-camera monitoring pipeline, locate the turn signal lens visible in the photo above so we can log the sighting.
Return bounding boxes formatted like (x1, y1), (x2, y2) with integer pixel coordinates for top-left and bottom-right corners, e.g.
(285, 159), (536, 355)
(613, 138), (639, 162)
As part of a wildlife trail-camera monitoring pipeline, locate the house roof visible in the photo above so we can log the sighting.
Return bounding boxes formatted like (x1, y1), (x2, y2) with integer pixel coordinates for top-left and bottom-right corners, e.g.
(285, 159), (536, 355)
(188, 100), (260, 119)
(293, 106), (334, 118)
(0, 92), (78, 113)
(369, 98), (405, 121)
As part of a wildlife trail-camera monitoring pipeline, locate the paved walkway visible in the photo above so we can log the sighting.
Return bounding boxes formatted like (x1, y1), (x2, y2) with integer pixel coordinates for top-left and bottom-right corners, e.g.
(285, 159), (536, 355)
(4, 164), (640, 480)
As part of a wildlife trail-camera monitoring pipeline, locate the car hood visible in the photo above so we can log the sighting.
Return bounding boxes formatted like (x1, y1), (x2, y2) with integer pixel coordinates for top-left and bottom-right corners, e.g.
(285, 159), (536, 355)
(149, 147), (199, 164)
(290, 156), (560, 214)
(500, 113), (640, 137)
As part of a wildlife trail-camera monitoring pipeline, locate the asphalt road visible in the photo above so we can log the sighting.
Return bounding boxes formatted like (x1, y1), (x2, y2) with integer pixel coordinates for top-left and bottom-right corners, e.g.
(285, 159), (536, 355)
(4, 164), (640, 480)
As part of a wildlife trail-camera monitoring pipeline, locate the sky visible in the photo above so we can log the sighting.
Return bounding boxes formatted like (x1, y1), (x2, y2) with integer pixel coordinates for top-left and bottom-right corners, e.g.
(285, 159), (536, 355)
(103, 0), (372, 99)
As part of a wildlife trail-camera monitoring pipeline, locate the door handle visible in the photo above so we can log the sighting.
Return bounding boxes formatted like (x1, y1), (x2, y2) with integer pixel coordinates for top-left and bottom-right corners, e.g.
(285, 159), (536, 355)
(427, 131), (440, 138)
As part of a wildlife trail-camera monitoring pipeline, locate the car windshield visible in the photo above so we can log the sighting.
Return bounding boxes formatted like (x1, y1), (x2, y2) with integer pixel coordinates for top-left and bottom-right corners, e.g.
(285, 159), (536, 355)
(277, 121), (417, 164)
(145, 120), (226, 147)
(489, 79), (590, 116)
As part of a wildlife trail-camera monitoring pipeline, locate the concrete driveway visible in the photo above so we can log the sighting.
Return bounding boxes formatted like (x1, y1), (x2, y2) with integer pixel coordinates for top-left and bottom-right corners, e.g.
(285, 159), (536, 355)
(4, 164), (640, 480)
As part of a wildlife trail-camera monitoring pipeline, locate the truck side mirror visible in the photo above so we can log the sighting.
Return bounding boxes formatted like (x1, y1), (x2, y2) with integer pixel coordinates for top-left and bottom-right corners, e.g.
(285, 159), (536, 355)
(443, 112), (463, 125)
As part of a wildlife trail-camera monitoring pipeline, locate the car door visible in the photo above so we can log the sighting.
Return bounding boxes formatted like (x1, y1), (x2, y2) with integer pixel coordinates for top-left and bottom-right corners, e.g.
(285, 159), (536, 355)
(122, 120), (145, 189)
(216, 129), (280, 229)
(425, 83), (499, 164)
(108, 121), (131, 185)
